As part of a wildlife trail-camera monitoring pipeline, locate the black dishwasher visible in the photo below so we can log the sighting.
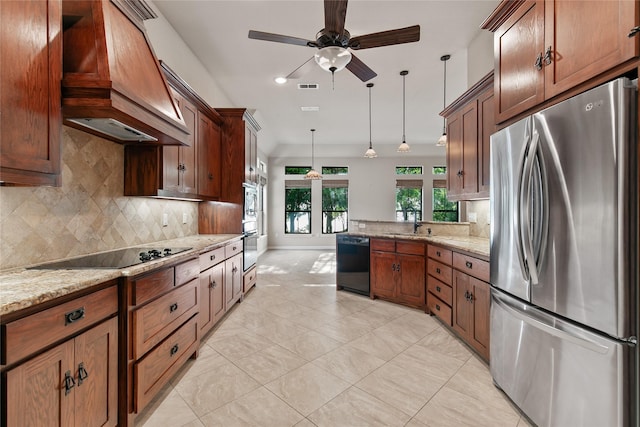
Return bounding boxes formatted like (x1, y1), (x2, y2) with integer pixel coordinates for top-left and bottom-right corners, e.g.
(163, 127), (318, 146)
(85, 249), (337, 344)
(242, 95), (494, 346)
(336, 234), (370, 296)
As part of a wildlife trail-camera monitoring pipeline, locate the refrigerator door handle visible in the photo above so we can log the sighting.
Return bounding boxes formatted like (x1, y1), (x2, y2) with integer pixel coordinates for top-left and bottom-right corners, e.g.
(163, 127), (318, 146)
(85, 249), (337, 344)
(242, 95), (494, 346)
(520, 129), (540, 285)
(493, 292), (609, 354)
(514, 122), (531, 282)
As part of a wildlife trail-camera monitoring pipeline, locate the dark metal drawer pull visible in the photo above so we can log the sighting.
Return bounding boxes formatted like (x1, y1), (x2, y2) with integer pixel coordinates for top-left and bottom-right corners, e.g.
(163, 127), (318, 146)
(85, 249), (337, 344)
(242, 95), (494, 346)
(436, 286), (441, 292)
(436, 268), (441, 274)
(629, 26), (640, 37)
(77, 363), (89, 385)
(169, 303), (178, 313)
(170, 344), (179, 356)
(465, 261), (473, 269)
(435, 304), (441, 311)
(210, 254), (216, 261)
(64, 370), (75, 395)
(210, 280), (217, 289)
(436, 251), (441, 257)
(65, 307), (85, 325)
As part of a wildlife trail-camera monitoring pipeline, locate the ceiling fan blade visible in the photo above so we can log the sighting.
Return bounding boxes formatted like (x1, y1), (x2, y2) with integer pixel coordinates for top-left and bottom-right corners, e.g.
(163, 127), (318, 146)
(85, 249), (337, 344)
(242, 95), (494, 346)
(349, 25), (420, 50)
(346, 54), (377, 82)
(286, 57), (316, 79)
(248, 30), (314, 47)
(324, 0), (348, 35)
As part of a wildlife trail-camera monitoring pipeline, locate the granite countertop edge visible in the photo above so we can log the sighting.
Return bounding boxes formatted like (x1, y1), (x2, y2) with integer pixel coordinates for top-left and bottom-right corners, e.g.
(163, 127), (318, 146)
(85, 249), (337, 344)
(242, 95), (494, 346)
(345, 232), (490, 258)
(0, 234), (242, 317)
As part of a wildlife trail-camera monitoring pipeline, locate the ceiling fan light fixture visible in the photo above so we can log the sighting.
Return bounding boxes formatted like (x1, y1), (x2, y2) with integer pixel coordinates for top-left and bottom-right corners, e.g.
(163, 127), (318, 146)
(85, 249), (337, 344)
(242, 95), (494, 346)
(304, 129), (322, 180)
(314, 46), (352, 73)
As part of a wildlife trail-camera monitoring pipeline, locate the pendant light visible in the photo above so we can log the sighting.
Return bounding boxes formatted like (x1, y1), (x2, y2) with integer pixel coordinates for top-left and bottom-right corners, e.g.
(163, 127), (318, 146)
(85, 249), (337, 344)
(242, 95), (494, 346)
(436, 55), (450, 147)
(397, 70), (410, 153)
(364, 83), (377, 158)
(304, 129), (322, 180)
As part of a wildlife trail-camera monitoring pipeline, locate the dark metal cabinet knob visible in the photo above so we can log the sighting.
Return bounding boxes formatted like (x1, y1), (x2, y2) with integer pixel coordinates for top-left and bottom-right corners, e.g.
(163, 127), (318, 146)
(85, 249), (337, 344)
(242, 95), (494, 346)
(64, 371), (75, 395)
(77, 363), (89, 385)
(65, 307), (85, 325)
(534, 52), (543, 70)
(629, 26), (640, 37)
(543, 46), (552, 65)
(169, 303), (178, 313)
(466, 261), (473, 269)
(170, 344), (179, 356)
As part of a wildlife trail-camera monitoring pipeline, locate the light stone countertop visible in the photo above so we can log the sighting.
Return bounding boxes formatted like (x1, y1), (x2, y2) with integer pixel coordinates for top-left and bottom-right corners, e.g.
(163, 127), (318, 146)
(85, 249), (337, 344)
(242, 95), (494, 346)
(0, 234), (241, 317)
(346, 232), (490, 259)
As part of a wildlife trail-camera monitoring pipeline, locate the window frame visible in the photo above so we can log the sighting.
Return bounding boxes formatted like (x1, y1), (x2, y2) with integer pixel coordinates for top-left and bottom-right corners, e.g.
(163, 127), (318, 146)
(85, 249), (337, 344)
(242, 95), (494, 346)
(284, 181), (312, 234)
(395, 179), (423, 221)
(321, 180), (348, 234)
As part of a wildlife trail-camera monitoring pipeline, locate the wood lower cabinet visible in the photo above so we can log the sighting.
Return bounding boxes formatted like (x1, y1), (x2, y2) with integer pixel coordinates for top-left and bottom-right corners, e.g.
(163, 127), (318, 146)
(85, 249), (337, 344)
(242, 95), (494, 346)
(3, 284), (118, 427)
(453, 271), (491, 361)
(225, 253), (244, 310)
(0, 0), (62, 186)
(426, 245), (454, 326)
(243, 265), (257, 293)
(122, 257), (200, 422)
(370, 239), (425, 309)
(199, 246), (226, 336)
(483, 0), (639, 124)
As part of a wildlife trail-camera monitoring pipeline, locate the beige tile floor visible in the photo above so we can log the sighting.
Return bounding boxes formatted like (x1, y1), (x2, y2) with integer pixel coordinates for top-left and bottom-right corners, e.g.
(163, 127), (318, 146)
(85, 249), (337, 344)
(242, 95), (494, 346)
(136, 249), (533, 427)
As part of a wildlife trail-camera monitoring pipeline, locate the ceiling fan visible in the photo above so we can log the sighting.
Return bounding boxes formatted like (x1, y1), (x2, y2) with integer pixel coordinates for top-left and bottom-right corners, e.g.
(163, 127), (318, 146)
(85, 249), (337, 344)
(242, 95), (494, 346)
(248, 0), (420, 82)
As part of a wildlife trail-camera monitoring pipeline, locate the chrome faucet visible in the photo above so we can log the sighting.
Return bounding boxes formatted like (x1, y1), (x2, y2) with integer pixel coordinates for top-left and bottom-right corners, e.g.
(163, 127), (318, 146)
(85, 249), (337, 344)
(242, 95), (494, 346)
(413, 214), (422, 234)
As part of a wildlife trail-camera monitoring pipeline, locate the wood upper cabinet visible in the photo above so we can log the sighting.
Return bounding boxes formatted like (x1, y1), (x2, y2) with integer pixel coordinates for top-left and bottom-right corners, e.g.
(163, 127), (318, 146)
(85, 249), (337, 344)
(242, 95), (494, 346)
(442, 72), (493, 201)
(0, 0), (62, 186)
(124, 62), (223, 201)
(483, 0), (639, 123)
(370, 239), (426, 309)
(216, 109), (261, 204)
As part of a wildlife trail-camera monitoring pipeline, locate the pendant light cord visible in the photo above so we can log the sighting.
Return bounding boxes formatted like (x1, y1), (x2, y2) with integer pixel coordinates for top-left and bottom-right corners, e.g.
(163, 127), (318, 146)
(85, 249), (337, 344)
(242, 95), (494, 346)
(368, 85), (372, 148)
(402, 73), (406, 142)
(311, 129), (315, 169)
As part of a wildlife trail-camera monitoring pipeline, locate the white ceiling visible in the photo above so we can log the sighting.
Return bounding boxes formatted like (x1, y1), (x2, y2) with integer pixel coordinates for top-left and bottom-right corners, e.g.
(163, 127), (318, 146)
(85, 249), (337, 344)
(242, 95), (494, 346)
(151, 0), (499, 158)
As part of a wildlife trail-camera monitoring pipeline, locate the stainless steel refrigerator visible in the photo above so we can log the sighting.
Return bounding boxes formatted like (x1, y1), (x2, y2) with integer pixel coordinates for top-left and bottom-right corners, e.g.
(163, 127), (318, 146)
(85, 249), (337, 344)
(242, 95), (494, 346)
(490, 77), (638, 427)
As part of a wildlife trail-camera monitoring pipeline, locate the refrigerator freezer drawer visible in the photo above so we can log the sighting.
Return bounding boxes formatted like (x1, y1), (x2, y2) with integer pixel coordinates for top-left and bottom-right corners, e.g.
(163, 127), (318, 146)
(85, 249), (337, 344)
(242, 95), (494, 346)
(490, 289), (635, 427)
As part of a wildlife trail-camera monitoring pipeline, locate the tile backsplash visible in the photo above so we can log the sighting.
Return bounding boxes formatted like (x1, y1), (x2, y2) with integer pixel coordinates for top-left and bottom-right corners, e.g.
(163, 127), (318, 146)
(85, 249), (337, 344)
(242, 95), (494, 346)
(0, 127), (198, 270)
(465, 200), (490, 238)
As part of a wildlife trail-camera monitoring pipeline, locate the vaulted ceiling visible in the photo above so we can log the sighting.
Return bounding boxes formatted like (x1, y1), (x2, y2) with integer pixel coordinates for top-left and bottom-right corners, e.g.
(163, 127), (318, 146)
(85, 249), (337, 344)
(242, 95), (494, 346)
(150, 0), (500, 157)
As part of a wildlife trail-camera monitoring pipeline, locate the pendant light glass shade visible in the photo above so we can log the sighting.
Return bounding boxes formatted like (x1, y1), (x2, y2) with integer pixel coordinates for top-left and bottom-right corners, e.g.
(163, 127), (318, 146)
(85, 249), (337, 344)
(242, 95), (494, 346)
(304, 129), (322, 180)
(364, 83), (377, 158)
(398, 70), (410, 152)
(436, 55), (450, 147)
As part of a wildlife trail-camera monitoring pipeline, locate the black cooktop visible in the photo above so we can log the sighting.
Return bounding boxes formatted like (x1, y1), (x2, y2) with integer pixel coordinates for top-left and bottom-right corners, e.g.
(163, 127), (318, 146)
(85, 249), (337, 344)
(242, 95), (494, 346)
(30, 247), (192, 269)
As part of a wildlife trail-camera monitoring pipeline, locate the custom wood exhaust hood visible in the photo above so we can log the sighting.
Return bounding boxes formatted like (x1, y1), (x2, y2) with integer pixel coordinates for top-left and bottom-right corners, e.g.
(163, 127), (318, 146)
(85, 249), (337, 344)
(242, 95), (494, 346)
(61, 0), (190, 145)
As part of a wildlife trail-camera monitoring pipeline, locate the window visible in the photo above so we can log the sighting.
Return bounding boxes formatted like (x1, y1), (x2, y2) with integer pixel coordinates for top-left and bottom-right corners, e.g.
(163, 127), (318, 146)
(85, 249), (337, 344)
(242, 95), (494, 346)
(432, 166), (446, 175)
(433, 179), (459, 222)
(284, 180), (311, 234)
(396, 179), (423, 221)
(322, 180), (348, 234)
(322, 166), (348, 175)
(396, 166), (423, 175)
(285, 166), (311, 175)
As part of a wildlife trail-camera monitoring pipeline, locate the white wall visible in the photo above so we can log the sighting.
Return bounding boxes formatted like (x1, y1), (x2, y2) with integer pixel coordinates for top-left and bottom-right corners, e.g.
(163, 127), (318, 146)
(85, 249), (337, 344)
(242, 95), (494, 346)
(144, 2), (233, 108)
(467, 30), (494, 85)
(268, 155), (447, 249)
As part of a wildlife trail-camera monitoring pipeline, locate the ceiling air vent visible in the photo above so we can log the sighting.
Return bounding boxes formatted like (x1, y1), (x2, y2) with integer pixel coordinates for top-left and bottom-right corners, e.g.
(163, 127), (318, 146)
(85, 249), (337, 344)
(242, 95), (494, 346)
(298, 83), (319, 90)
(300, 106), (320, 112)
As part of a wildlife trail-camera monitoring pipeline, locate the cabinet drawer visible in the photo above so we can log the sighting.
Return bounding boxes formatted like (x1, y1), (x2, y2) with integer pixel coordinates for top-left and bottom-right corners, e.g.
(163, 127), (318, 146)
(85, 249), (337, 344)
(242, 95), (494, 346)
(176, 258), (199, 286)
(370, 239), (395, 252)
(133, 280), (199, 359)
(135, 314), (198, 412)
(133, 267), (175, 306)
(453, 252), (490, 282)
(3, 285), (117, 365)
(427, 276), (453, 306)
(427, 245), (453, 265)
(427, 292), (452, 326)
(224, 241), (243, 258)
(243, 266), (257, 293)
(396, 240), (425, 256)
(199, 246), (225, 272)
(427, 259), (453, 285)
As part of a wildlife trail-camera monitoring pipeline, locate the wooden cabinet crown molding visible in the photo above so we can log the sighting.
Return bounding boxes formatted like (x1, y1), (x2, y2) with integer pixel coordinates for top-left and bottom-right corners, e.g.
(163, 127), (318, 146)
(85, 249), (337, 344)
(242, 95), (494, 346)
(440, 71), (494, 118)
(216, 108), (262, 133)
(160, 60), (223, 126)
(480, 0), (527, 32)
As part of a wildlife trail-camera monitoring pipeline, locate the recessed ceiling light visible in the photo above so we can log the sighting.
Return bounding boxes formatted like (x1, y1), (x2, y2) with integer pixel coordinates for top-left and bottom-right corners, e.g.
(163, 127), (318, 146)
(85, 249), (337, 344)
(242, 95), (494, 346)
(274, 77), (287, 84)
(301, 106), (320, 112)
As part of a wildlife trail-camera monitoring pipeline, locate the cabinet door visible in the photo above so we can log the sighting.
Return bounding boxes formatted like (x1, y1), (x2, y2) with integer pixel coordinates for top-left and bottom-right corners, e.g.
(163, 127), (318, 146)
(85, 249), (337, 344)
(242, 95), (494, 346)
(446, 111), (463, 197)
(0, 0), (61, 186)
(197, 113), (221, 199)
(74, 317), (118, 427)
(225, 254), (243, 309)
(460, 101), (479, 196)
(370, 251), (397, 300)
(494, 0), (545, 122)
(210, 263), (226, 324)
(470, 277), (490, 360)
(544, 0), (639, 99)
(250, 130), (258, 183)
(477, 89), (494, 197)
(180, 100), (198, 194)
(199, 263), (225, 334)
(164, 89), (185, 192)
(6, 340), (75, 427)
(397, 253), (426, 307)
(452, 270), (472, 339)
